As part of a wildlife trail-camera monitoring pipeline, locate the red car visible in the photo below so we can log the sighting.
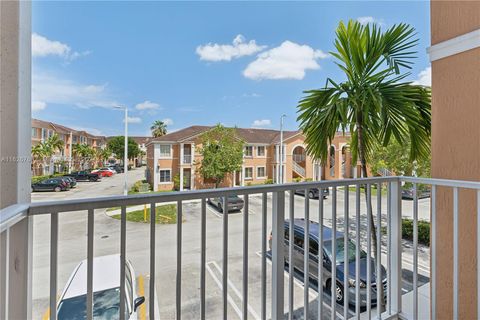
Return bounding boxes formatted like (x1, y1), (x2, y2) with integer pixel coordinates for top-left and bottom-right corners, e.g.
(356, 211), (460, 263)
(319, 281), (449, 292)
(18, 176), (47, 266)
(91, 168), (113, 177)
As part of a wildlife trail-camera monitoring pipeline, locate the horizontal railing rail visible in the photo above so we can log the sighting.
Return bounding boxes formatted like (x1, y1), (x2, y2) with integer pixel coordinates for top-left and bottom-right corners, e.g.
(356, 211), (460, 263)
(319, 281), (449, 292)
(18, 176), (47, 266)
(3, 175), (480, 319)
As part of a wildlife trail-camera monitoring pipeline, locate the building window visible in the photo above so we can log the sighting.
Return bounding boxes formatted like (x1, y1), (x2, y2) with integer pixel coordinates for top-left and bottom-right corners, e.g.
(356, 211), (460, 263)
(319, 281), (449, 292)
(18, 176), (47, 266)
(159, 169), (172, 183)
(244, 146), (253, 157)
(73, 136), (78, 143)
(257, 146), (266, 157)
(41, 128), (47, 140)
(159, 145), (171, 158)
(257, 166), (266, 178)
(31, 128), (37, 138)
(244, 167), (253, 179)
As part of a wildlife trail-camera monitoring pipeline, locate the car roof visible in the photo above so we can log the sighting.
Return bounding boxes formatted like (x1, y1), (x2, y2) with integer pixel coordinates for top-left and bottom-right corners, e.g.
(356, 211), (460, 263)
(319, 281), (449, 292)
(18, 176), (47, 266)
(62, 254), (123, 299)
(285, 218), (344, 241)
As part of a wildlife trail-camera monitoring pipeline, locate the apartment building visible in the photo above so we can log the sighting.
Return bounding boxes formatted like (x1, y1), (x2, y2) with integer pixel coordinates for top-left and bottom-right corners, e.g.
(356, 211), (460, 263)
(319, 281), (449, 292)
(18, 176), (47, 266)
(130, 136), (151, 166)
(31, 118), (108, 174)
(146, 125), (356, 191)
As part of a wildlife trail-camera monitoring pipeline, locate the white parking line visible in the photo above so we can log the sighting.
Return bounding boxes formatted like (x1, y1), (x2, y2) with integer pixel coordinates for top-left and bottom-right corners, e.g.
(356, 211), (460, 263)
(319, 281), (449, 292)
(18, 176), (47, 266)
(205, 262), (243, 319)
(255, 251), (352, 318)
(255, 251), (316, 299)
(210, 261), (261, 320)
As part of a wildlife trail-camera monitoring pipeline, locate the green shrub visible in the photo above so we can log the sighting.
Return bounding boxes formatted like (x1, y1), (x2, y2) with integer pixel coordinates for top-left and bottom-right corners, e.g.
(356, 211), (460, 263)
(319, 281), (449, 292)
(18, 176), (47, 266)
(131, 180), (151, 193)
(402, 219), (430, 245)
(173, 174), (188, 191)
(304, 178), (313, 182)
(293, 177), (302, 183)
(264, 179), (274, 185)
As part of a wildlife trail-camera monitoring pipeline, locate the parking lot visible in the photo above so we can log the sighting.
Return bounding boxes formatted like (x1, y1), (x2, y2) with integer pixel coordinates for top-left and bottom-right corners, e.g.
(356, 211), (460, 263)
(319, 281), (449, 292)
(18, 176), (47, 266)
(31, 176), (431, 319)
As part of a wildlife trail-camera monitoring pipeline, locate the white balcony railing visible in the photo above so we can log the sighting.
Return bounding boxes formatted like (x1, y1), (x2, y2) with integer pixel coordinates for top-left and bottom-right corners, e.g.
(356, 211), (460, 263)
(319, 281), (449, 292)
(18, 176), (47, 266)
(2, 176), (480, 319)
(182, 154), (192, 164)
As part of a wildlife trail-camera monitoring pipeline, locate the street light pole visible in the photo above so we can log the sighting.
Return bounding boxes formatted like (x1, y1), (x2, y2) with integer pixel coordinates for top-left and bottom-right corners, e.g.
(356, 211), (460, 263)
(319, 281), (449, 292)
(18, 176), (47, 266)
(279, 114), (286, 184)
(123, 108), (128, 196)
(114, 106), (129, 196)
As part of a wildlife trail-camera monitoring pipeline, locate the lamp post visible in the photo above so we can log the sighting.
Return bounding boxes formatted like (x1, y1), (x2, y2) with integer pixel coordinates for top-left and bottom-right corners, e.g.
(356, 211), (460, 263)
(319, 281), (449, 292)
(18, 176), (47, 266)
(115, 106), (128, 196)
(279, 114), (286, 184)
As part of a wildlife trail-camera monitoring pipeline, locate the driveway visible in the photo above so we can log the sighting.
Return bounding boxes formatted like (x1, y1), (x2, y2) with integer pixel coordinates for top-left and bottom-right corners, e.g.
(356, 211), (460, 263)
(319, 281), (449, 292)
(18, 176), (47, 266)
(30, 181), (430, 319)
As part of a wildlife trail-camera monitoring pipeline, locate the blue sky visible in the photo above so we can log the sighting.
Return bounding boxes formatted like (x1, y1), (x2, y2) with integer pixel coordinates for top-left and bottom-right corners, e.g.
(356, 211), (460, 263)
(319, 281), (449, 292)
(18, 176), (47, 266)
(32, 1), (431, 137)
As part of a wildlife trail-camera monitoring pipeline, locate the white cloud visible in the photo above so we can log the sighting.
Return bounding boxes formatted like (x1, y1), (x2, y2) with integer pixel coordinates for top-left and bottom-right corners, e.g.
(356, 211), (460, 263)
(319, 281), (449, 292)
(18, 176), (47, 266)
(243, 41), (328, 80)
(196, 34), (267, 62)
(32, 101), (46, 111)
(251, 119), (271, 128)
(32, 33), (89, 60)
(356, 16), (385, 27)
(357, 16), (375, 25)
(135, 100), (161, 110)
(412, 66), (431, 86)
(32, 72), (117, 110)
(124, 116), (142, 124)
(162, 118), (174, 126)
(242, 93), (261, 98)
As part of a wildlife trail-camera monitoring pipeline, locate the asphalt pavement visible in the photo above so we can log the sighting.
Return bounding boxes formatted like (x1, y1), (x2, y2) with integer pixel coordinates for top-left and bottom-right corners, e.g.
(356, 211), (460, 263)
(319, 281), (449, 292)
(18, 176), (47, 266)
(30, 173), (431, 320)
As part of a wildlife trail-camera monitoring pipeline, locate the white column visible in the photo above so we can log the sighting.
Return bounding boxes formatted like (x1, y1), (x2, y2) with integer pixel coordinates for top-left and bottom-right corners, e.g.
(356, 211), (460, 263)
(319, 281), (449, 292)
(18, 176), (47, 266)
(233, 170), (236, 187)
(0, 2), (32, 320)
(191, 143), (195, 164)
(180, 143), (184, 165)
(241, 165), (245, 186)
(153, 144), (160, 192)
(180, 167), (184, 191)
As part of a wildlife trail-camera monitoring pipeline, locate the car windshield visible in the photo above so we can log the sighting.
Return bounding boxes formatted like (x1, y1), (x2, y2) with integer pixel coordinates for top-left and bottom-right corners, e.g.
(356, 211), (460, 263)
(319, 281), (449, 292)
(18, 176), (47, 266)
(57, 287), (128, 320)
(323, 239), (366, 264)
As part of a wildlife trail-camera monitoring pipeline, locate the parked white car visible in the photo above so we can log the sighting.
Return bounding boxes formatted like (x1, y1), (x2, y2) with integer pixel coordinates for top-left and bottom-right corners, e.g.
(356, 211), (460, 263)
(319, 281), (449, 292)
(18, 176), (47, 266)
(57, 254), (145, 319)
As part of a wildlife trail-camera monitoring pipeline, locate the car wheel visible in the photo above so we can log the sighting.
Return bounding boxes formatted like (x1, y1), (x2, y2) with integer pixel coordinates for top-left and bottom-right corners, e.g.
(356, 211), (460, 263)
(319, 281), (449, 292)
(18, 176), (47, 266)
(89, 177), (96, 182)
(54, 186), (61, 192)
(308, 191), (315, 199)
(327, 279), (344, 305)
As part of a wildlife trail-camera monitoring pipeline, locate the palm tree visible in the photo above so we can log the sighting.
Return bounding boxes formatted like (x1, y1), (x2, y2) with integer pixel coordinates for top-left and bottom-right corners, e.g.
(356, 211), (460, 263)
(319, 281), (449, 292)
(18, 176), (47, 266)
(73, 143), (95, 169)
(46, 133), (65, 154)
(150, 120), (167, 137)
(31, 144), (46, 176)
(297, 20), (431, 310)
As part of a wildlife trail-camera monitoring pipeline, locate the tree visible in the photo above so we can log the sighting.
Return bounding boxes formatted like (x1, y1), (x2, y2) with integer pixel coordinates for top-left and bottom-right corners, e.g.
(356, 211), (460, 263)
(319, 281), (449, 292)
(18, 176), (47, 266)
(150, 120), (167, 137)
(73, 143), (95, 169)
(45, 133), (64, 154)
(297, 20), (431, 310)
(31, 144), (46, 175)
(370, 139), (431, 178)
(197, 124), (244, 188)
(107, 136), (140, 161)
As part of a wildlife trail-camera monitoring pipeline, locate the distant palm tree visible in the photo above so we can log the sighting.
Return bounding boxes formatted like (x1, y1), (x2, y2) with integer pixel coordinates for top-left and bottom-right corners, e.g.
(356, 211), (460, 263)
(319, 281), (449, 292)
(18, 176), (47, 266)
(150, 120), (167, 137)
(31, 144), (46, 176)
(46, 133), (65, 154)
(297, 20), (431, 311)
(73, 143), (95, 169)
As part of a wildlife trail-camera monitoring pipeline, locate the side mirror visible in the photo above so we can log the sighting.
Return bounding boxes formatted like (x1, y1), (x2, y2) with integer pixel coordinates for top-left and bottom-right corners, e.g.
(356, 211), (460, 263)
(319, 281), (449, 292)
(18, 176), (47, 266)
(134, 296), (145, 312)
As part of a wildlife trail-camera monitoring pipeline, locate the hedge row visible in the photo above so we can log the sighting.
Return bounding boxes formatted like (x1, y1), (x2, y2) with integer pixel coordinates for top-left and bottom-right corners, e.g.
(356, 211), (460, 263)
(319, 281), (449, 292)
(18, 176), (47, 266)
(402, 219), (430, 246)
(31, 174), (66, 184)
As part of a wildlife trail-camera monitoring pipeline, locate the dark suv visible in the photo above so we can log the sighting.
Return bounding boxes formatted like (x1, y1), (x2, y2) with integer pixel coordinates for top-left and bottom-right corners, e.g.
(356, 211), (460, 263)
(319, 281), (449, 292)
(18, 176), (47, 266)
(270, 218), (387, 306)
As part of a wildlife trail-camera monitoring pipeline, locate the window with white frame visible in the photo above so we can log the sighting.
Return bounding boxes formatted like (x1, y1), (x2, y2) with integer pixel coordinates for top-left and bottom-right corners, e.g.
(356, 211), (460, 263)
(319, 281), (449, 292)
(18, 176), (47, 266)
(41, 128), (46, 140)
(257, 146), (266, 157)
(31, 128), (37, 138)
(257, 166), (266, 178)
(244, 146), (253, 157)
(159, 144), (171, 158)
(159, 169), (172, 183)
(244, 167), (253, 179)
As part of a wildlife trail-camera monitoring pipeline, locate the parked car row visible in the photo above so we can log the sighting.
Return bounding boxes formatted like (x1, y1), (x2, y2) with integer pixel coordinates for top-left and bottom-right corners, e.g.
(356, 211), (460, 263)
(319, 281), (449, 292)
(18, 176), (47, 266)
(31, 164), (128, 193)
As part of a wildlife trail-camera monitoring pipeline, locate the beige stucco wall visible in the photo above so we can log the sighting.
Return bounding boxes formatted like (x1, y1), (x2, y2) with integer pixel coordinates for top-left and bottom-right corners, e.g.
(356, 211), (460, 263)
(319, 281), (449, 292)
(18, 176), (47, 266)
(431, 47), (480, 319)
(431, 1), (480, 318)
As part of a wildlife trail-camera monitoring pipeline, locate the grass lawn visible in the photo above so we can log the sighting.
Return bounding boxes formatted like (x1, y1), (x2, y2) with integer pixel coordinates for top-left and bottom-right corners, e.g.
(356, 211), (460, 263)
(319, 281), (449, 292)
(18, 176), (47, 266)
(111, 204), (179, 224)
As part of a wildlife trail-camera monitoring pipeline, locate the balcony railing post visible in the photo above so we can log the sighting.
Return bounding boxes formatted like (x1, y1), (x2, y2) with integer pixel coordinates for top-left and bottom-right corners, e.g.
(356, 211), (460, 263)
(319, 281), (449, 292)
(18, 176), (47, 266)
(389, 179), (402, 315)
(271, 191), (285, 320)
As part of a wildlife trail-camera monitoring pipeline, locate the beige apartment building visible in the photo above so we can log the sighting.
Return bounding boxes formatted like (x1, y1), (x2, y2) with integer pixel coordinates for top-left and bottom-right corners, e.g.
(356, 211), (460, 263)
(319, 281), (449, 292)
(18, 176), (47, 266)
(31, 118), (108, 175)
(146, 125), (357, 191)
